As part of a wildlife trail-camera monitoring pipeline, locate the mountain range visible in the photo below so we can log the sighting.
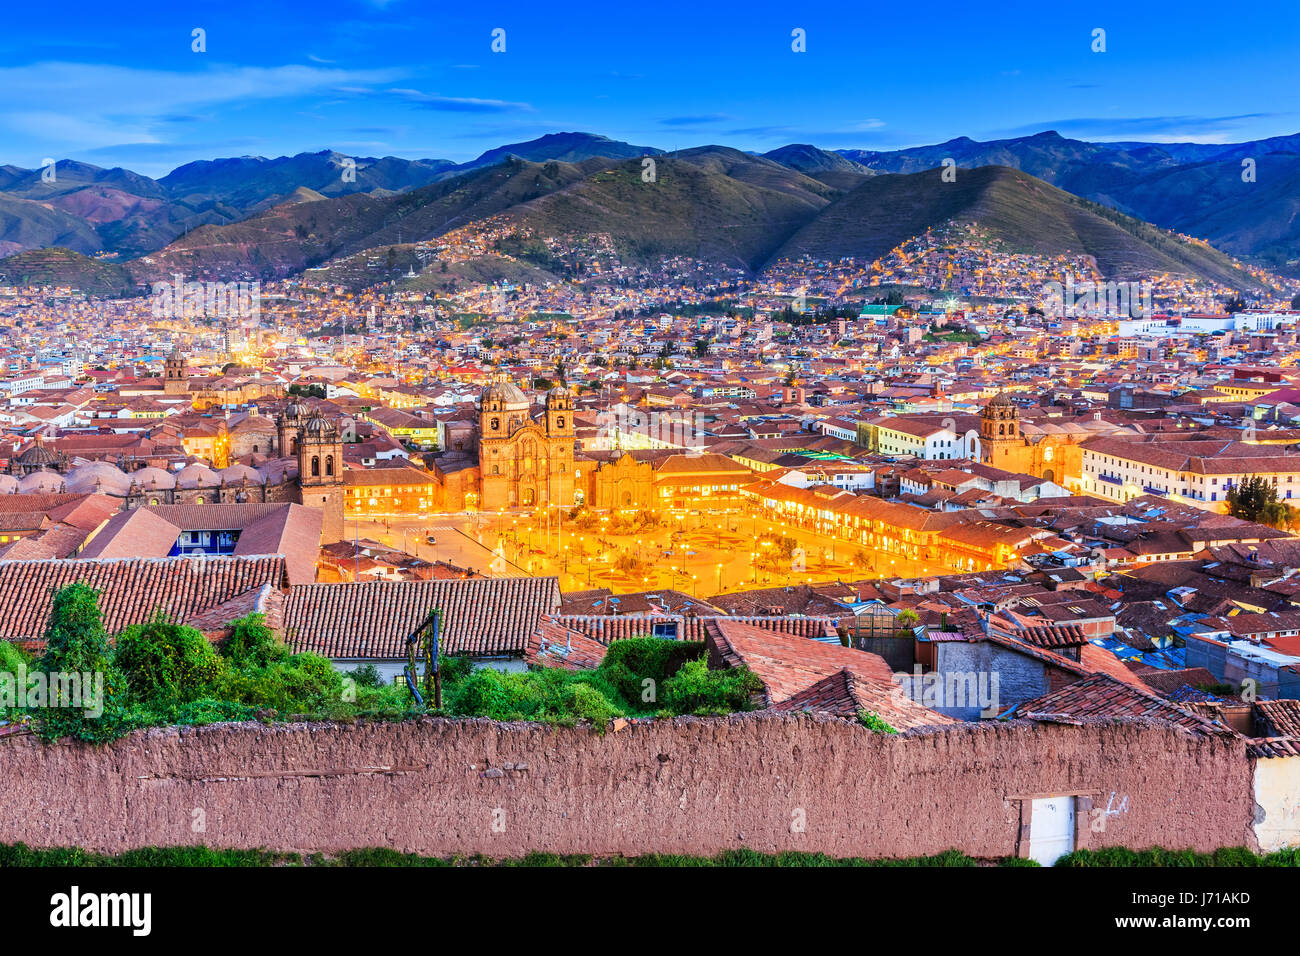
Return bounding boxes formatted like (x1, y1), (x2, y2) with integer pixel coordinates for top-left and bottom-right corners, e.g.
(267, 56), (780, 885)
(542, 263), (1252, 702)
(0, 129), (1294, 295)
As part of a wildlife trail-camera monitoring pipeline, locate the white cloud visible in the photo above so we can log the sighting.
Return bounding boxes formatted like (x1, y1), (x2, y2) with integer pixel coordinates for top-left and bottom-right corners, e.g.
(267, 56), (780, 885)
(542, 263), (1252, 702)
(0, 61), (401, 146)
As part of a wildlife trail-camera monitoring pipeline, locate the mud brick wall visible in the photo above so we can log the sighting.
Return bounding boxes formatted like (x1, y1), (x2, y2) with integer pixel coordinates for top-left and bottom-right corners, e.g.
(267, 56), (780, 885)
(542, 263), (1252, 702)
(0, 714), (1256, 858)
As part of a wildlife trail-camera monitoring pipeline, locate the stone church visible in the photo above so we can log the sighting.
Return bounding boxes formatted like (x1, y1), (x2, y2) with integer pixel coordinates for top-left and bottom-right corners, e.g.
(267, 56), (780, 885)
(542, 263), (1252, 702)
(978, 392), (1094, 488)
(433, 382), (577, 511)
(164, 348), (284, 409)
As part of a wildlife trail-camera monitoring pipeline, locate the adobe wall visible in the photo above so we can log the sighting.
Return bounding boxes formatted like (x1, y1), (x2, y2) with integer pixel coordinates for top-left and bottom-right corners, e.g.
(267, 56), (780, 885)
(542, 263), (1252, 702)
(0, 715), (1256, 859)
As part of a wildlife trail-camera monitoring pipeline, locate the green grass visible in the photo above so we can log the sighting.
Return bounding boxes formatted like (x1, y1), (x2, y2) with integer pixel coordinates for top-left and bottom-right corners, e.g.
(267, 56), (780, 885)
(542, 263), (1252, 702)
(7, 842), (1296, 867)
(1057, 846), (1300, 867)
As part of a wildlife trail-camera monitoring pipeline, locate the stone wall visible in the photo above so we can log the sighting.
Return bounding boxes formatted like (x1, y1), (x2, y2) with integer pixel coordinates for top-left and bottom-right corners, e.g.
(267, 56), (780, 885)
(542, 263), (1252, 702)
(0, 715), (1256, 859)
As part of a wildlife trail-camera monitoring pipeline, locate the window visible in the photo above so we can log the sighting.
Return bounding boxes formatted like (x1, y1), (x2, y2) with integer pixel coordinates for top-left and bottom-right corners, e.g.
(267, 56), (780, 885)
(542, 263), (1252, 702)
(311, 456), (320, 477)
(325, 455), (334, 477)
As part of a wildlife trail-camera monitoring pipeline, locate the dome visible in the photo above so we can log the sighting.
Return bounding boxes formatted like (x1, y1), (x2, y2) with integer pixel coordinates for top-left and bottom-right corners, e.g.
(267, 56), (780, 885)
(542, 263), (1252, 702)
(64, 462), (131, 496)
(0, 475), (17, 494)
(175, 463), (221, 489)
(987, 392), (1015, 407)
(282, 400), (309, 420)
(302, 412), (338, 439)
(547, 384), (572, 400)
(18, 470), (64, 494)
(220, 463), (265, 485)
(482, 381), (528, 408)
(17, 442), (59, 467)
(131, 466), (177, 490)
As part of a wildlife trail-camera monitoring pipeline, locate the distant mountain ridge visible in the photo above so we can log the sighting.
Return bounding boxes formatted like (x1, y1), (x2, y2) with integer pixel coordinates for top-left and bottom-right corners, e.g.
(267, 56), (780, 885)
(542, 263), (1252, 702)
(0, 129), (1296, 290)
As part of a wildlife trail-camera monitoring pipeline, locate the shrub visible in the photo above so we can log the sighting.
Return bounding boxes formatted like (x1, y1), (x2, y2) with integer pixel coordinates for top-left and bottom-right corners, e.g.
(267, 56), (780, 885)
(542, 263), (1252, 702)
(0, 639), (30, 675)
(220, 613), (287, 668)
(115, 614), (226, 705)
(234, 653), (345, 713)
(661, 658), (761, 715)
(33, 583), (130, 742)
(858, 710), (898, 734)
(445, 666), (626, 725)
(345, 664), (383, 689)
(0, 641), (30, 719)
(597, 638), (704, 711)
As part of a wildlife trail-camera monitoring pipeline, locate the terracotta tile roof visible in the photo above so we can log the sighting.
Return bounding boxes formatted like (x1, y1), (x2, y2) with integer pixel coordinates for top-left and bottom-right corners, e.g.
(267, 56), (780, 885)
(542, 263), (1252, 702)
(1127, 666), (1221, 698)
(769, 666), (957, 729)
(0, 554), (288, 645)
(282, 576), (561, 659)
(523, 616), (610, 670)
(1013, 673), (1230, 736)
(79, 503), (322, 588)
(0, 492), (118, 532)
(557, 588), (723, 616)
(554, 613), (838, 645)
(705, 617), (895, 704)
(78, 508), (181, 560)
(1246, 737), (1300, 759)
(342, 466), (437, 488)
(1255, 699), (1300, 738)
(182, 582), (282, 636)
(138, 503), (293, 530)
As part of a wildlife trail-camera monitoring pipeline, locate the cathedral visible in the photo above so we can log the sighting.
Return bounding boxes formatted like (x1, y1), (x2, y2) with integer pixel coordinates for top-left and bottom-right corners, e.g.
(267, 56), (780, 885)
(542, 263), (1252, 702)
(164, 348), (284, 408)
(978, 392), (1106, 489)
(478, 382), (575, 510)
(434, 382), (577, 511)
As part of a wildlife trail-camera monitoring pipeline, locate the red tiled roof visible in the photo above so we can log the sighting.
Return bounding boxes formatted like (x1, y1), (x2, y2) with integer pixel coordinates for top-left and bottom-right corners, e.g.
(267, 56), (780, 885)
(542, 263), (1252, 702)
(1255, 699), (1300, 738)
(1246, 737), (1300, 759)
(0, 554), (287, 645)
(524, 617), (610, 670)
(705, 617), (895, 704)
(553, 613), (837, 645)
(1013, 673), (1229, 735)
(282, 576), (561, 659)
(769, 666), (957, 729)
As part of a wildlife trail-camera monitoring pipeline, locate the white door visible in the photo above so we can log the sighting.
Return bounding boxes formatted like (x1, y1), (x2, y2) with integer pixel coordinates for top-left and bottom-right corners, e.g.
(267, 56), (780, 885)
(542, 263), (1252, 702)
(1029, 797), (1075, 866)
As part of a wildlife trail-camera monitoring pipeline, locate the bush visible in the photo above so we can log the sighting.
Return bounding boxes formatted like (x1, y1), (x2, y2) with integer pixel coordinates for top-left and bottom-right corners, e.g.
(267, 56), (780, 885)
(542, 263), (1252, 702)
(345, 664), (383, 689)
(0, 639), (30, 675)
(33, 583), (131, 743)
(661, 658), (761, 715)
(597, 638), (703, 710)
(445, 666), (626, 725)
(857, 710), (898, 734)
(115, 614), (226, 705)
(220, 613), (287, 668)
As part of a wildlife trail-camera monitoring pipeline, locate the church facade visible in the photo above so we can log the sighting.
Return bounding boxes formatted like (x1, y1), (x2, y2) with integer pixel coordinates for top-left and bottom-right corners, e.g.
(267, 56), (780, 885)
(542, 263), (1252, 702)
(478, 382), (576, 511)
(978, 393), (1085, 488)
(164, 349), (284, 409)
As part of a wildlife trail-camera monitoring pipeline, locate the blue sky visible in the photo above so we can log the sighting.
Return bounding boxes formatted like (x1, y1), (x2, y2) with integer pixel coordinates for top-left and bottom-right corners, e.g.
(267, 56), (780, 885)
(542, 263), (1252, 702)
(1, 0), (1296, 177)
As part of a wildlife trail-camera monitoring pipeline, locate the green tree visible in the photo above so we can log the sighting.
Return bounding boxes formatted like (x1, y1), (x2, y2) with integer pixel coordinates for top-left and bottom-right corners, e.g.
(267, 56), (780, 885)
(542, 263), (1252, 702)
(34, 583), (129, 742)
(115, 613), (226, 705)
(894, 609), (921, 637)
(1225, 475), (1292, 528)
